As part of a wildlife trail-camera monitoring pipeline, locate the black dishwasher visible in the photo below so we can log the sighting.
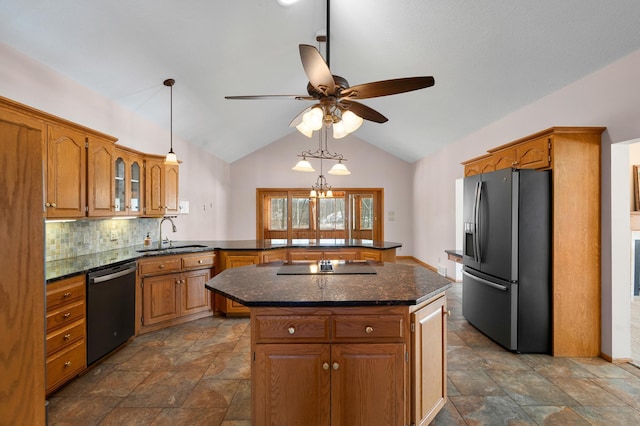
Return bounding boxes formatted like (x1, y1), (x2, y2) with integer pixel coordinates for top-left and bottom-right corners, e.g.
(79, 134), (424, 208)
(86, 260), (136, 365)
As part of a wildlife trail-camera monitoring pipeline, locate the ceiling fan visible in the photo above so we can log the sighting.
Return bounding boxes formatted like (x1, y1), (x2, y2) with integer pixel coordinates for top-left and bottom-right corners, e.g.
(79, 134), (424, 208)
(225, 1), (435, 139)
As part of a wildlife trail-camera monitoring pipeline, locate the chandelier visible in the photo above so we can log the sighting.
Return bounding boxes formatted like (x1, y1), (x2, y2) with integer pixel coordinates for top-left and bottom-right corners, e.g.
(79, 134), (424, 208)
(291, 98), (364, 139)
(292, 126), (350, 176)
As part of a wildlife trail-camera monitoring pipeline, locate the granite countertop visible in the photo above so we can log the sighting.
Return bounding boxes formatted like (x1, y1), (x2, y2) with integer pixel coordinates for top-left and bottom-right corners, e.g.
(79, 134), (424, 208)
(205, 261), (451, 307)
(46, 239), (402, 283)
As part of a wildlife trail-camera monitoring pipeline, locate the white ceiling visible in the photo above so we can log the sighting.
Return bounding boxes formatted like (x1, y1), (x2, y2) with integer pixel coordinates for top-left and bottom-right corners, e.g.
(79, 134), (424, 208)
(2, 0), (640, 163)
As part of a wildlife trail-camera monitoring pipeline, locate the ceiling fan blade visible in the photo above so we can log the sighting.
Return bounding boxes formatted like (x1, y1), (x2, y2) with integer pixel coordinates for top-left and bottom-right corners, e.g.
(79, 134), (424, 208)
(340, 76), (434, 100)
(299, 44), (335, 95)
(342, 101), (388, 123)
(225, 95), (314, 100)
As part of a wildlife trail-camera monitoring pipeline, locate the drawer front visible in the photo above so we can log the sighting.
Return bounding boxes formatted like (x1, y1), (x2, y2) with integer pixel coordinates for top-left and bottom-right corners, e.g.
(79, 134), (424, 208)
(46, 300), (85, 331)
(324, 250), (358, 261)
(333, 315), (404, 341)
(289, 251), (324, 261)
(46, 276), (85, 309)
(182, 253), (215, 269)
(46, 320), (85, 356)
(139, 257), (181, 275)
(254, 315), (330, 342)
(46, 339), (86, 392)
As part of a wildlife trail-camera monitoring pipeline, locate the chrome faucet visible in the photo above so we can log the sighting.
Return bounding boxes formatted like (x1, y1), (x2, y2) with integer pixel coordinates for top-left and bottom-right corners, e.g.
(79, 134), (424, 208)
(159, 216), (177, 248)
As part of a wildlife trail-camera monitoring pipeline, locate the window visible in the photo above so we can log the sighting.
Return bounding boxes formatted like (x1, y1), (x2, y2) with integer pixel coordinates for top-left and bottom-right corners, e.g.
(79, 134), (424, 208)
(257, 189), (382, 241)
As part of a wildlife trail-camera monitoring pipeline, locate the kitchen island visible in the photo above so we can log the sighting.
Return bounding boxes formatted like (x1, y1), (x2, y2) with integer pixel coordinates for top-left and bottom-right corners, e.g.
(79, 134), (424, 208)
(206, 261), (450, 426)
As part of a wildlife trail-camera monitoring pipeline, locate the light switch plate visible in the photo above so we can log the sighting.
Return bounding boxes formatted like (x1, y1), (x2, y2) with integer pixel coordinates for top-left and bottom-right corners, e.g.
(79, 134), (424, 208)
(178, 200), (190, 214)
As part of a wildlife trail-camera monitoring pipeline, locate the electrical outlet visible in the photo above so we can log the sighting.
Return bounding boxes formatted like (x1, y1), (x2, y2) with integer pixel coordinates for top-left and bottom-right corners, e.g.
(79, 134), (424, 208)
(110, 230), (118, 241)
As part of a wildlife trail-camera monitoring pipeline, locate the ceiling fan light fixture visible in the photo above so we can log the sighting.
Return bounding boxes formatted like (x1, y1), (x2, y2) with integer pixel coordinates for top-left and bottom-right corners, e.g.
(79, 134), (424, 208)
(296, 122), (314, 137)
(332, 120), (348, 139)
(328, 160), (350, 175)
(341, 110), (364, 134)
(292, 157), (315, 172)
(302, 107), (324, 131)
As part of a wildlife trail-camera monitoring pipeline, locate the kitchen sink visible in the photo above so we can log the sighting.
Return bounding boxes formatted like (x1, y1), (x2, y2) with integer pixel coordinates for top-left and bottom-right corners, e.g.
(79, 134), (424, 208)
(136, 244), (208, 253)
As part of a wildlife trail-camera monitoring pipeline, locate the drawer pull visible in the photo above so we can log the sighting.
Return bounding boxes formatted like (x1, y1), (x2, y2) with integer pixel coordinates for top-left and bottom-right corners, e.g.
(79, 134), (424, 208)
(287, 326), (296, 335)
(323, 362), (329, 370)
(159, 264), (165, 269)
(64, 361), (72, 368)
(198, 260), (203, 264)
(332, 362), (340, 370)
(63, 292), (72, 298)
(365, 326), (374, 334)
(63, 312), (71, 319)
(63, 333), (71, 340)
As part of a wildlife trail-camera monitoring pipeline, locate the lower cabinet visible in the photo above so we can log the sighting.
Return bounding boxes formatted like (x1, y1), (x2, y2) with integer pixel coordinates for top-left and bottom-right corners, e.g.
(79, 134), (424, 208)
(138, 252), (215, 333)
(45, 274), (87, 395)
(251, 297), (447, 426)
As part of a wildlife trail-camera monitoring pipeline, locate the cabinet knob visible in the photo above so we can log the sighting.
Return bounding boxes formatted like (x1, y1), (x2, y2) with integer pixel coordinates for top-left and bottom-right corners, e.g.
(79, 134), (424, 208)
(332, 362), (340, 370)
(64, 333), (71, 340)
(444, 310), (451, 317)
(45, 202), (51, 207)
(51, 203), (57, 208)
(63, 292), (71, 298)
(365, 326), (374, 334)
(64, 361), (71, 368)
(322, 362), (330, 370)
(198, 260), (203, 264)
(63, 312), (71, 319)
(287, 326), (296, 335)
(159, 264), (165, 269)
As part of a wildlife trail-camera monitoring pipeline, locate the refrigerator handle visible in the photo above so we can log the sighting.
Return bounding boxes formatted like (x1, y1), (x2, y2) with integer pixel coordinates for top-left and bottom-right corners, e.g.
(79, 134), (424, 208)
(462, 270), (508, 291)
(473, 180), (482, 263)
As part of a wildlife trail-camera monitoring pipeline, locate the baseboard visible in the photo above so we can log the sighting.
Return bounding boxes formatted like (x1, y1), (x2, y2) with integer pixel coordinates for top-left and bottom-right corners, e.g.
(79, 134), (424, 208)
(599, 352), (632, 364)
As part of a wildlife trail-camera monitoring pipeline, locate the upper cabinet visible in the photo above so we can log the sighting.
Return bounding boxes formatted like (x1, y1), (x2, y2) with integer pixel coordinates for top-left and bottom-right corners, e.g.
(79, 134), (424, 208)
(45, 124), (87, 218)
(0, 96), (179, 220)
(144, 155), (179, 217)
(114, 147), (144, 217)
(87, 136), (116, 217)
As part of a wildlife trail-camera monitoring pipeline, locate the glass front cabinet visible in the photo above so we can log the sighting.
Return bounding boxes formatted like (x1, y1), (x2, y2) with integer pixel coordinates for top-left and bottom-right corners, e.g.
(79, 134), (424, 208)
(114, 147), (143, 216)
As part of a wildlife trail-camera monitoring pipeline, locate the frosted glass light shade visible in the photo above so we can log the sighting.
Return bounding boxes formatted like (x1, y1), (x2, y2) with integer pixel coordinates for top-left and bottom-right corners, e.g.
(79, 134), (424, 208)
(296, 122), (313, 138)
(165, 151), (179, 165)
(342, 110), (364, 133)
(328, 161), (350, 175)
(332, 120), (348, 139)
(292, 159), (315, 172)
(302, 107), (323, 131)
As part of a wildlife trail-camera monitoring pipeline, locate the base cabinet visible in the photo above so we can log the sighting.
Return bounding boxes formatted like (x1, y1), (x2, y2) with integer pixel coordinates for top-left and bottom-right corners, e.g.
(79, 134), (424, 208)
(251, 297), (446, 426)
(45, 275), (87, 395)
(138, 252), (215, 333)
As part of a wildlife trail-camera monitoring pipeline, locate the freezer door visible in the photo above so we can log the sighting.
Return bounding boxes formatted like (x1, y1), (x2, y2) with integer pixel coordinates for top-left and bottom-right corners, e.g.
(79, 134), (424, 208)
(476, 168), (517, 281)
(462, 268), (517, 350)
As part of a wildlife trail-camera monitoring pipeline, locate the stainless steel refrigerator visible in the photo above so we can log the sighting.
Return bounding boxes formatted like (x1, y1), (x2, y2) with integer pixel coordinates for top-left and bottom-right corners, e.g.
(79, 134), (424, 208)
(462, 168), (551, 353)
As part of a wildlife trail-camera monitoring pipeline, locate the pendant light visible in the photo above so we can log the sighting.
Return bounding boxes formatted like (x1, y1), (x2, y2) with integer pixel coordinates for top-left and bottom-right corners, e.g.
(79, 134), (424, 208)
(164, 78), (179, 165)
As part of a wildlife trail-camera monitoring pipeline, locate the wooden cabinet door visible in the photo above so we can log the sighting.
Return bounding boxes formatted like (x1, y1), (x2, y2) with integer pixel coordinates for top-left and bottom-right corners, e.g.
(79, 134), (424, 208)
(46, 124), (86, 218)
(181, 269), (212, 316)
(514, 135), (551, 169)
(254, 344), (331, 426)
(142, 273), (180, 325)
(145, 156), (164, 216)
(164, 163), (179, 214)
(411, 296), (446, 426)
(87, 136), (115, 217)
(331, 343), (405, 426)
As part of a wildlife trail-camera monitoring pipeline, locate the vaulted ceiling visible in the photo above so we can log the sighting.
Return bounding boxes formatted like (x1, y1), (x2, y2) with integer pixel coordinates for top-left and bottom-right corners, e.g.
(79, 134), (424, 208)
(2, 0), (640, 163)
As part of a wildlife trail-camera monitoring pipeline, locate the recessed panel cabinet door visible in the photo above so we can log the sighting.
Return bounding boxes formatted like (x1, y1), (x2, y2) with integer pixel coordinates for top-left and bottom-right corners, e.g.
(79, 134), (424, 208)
(87, 137), (115, 217)
(331, 343), (405, 426)
(254, 344), (331, 426)
(46, 124), (86, 218)
(181, 269), (212, 315)
(142, 274), (180, 325)
(412, 296), (446, 426)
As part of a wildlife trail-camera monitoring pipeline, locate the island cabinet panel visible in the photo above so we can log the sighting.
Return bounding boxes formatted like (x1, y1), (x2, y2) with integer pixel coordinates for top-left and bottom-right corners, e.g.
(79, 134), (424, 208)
(254, 343), (331, 426)
(137, 252), (215, 334)
(411, 295), (447, 426)
(250, 305), (423, 426)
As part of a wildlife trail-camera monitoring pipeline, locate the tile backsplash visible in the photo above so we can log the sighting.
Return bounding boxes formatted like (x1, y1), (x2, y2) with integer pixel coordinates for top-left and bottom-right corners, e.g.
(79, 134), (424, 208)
(46, 218), (159, 261)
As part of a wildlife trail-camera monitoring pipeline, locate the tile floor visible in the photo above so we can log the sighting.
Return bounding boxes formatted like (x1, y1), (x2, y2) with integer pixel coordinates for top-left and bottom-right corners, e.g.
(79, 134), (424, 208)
(48, 272), (640, 425)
